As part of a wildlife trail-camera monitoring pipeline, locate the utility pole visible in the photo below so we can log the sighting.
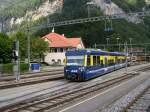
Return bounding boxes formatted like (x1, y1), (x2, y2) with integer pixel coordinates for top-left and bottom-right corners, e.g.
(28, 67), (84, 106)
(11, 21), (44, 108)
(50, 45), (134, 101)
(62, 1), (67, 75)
(26, 15), (31, 72)
(116, 37), (120, 52)
(27, 26), (31, 71)
(106, 38), (109, 50)
(124, 42), (128, 74)
(12, 40), (20, 81)
(129, 38), (133, 64)
(145, 44), (147, 63)
(87, 2), (94, 18)
(94, 43), (97, 49)
(87, 4), (90, 18)
(0, 59), (3, 76)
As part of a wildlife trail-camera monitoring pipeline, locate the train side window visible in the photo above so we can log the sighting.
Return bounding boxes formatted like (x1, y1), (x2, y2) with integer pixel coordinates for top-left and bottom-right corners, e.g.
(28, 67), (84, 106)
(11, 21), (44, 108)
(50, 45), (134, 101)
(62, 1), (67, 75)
(105, 57), (108, 66)
(100, 60), (104, 67)
(115, 57), (118, 64)
(93, 56), (97, 66)
(97, 56), (101, 65)
(107, 59), (111, 66)
(87, 55), (91, 66)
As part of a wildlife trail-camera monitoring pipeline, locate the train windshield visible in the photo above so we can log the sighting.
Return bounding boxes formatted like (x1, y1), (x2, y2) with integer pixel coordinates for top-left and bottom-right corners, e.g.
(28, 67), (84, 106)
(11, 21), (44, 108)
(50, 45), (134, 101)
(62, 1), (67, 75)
(66, 56), (84, 66)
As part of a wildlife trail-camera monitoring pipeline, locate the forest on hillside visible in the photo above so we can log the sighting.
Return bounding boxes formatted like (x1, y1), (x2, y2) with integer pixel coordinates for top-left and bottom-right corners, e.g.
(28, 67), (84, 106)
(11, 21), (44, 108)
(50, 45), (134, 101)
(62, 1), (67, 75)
(31, 0), (150, 49)
(0, 0), (43, 19)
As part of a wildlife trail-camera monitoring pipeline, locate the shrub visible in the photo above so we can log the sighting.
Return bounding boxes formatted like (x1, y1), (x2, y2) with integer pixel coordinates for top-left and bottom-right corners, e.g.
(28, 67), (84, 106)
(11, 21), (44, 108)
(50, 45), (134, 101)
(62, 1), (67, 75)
(1, 63), (29, 74)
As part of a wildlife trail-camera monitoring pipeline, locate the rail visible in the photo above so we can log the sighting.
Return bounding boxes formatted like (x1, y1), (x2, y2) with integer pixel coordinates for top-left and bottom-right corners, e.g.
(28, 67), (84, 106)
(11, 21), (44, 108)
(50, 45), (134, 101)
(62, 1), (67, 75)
(0, 72), (138, 112)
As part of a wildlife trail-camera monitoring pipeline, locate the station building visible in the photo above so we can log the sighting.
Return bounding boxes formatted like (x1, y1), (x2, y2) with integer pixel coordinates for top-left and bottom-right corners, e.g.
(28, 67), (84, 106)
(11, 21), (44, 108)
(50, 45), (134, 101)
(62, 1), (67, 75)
(128, 47), (150, 62)
(42, 32), (85, 65)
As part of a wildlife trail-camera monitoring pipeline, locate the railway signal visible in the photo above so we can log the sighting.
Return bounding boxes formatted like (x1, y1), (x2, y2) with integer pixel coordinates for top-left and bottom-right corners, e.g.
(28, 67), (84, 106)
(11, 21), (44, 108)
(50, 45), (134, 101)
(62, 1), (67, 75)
(12, 41), (19, 61)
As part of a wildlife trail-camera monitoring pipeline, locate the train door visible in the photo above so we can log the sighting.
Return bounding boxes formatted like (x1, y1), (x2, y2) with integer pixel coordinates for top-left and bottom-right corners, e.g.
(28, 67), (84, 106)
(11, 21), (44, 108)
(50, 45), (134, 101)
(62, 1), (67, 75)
(100, 55), (105, 67)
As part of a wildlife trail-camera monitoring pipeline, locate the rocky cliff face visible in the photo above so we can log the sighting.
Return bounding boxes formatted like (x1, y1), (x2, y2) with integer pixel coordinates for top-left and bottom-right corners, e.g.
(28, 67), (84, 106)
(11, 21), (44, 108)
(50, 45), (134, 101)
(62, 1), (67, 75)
(92, 0), (124, 15)
(10, 0), (63, 26)
(92, 0), (142, 23)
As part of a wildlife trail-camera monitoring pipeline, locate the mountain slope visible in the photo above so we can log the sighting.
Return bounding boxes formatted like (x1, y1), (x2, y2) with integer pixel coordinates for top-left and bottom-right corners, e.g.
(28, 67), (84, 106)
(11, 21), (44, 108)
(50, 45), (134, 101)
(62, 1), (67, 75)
(1, 0), (150, 50)
(32, 0), (150, 48)
(0, 0), (63, 32)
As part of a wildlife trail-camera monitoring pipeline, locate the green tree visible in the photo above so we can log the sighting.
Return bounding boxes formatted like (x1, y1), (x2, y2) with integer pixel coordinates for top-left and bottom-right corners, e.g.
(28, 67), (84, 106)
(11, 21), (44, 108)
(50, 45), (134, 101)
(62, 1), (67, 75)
(0, 33), (12, 63)
(10, 32), (27, 60)
(31, 37), (49, 63)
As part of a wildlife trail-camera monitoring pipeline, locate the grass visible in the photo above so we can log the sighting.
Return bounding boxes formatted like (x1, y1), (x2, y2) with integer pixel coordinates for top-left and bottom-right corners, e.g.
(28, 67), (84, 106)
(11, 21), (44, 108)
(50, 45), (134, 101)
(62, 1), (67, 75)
(126, 0), (137, 5)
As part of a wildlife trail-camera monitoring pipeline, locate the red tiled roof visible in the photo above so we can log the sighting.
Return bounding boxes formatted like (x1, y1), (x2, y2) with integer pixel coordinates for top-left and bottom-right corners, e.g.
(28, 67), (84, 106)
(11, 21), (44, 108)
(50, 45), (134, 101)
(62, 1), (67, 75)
(42, 32), (82, 48)
(67, 38), (81, 47)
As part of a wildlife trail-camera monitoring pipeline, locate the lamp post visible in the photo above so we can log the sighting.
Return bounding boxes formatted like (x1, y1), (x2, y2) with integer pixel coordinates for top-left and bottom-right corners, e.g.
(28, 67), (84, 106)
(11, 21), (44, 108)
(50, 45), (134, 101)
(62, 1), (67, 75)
(129, 38), (133, 63)
(124, 42), (128, 74)
(26, 16), (32, 71)
(145, 45), (147, 63)
(106, 37), (109, 50)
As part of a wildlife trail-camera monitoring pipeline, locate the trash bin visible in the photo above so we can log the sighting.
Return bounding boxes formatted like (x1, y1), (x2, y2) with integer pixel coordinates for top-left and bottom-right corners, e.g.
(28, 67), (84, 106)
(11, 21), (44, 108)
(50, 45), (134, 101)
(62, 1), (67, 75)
(31, 63), (40, 72)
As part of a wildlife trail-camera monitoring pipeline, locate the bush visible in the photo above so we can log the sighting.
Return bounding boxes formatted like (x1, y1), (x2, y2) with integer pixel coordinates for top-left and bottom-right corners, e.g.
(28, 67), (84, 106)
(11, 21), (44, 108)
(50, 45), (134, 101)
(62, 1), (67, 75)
(20, 63), (29, 73)
(2, 63), (13, 74)
(2, 63), (29, 74)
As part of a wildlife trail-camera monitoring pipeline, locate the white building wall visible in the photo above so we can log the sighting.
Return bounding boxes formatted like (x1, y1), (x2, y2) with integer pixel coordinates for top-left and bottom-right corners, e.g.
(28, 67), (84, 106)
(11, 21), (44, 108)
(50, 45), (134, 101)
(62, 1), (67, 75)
(44, 52), (66, 65)
(44, 41), (85, 65)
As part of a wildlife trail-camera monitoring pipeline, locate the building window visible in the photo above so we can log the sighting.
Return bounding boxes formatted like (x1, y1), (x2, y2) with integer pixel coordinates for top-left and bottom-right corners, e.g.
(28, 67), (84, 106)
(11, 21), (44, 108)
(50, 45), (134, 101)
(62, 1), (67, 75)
(60, 48), (63, 52)
(51, 48), (56, 53)
(58, 59), (61, 64)
(52, 59), (55, 64)
(63, 48), (66, 52)
(54, 48), (57, 53)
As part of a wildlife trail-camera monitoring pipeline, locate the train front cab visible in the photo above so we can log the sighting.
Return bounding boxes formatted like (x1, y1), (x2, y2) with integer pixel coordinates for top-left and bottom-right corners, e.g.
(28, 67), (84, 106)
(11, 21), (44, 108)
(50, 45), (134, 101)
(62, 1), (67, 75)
(64, 54), (105, 81)
(64, 55), (86, 81)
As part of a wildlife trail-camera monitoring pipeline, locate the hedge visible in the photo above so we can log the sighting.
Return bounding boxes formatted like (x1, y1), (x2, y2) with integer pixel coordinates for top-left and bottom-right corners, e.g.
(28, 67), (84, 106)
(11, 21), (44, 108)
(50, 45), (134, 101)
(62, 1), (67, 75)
(1, 63), (29, 74)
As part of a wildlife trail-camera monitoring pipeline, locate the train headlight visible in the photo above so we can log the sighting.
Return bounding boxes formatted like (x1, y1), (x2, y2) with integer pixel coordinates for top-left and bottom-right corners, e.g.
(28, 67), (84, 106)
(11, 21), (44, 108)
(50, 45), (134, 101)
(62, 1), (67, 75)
(79, 67), (85, 71)
(65, 70), (69, 72)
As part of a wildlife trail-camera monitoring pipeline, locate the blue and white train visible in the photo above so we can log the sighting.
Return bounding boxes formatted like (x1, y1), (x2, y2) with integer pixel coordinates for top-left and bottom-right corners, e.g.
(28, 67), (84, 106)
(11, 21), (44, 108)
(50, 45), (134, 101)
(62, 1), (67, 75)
(64, 49), (126, 81)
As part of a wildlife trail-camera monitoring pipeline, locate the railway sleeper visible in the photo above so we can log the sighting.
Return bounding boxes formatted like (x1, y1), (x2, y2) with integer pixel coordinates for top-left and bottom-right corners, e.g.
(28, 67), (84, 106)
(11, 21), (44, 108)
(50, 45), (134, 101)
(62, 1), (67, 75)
(18, 110), (31, 112)
(34, 104), (48, 108)
(130, 105), (149, 110)
(127, 109), (147, 112)
(26, 107), (41, 111)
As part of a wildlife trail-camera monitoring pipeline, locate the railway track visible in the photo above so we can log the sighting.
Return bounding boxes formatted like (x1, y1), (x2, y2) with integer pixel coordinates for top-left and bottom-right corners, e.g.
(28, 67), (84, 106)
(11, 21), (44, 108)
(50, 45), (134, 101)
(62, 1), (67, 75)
(127, 87), (150, 112)
(0, 63), (149, 89)
(135, 65), (150, 72)
(0, 69), (63, 81)
(0, 72), (64, 89)
(0, 72), (139, 112)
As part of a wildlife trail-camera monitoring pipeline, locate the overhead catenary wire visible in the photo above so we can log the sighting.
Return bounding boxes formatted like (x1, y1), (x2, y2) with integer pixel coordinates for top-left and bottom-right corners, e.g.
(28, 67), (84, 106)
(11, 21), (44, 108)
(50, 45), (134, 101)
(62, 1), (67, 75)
(25, 11), (150, 31)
